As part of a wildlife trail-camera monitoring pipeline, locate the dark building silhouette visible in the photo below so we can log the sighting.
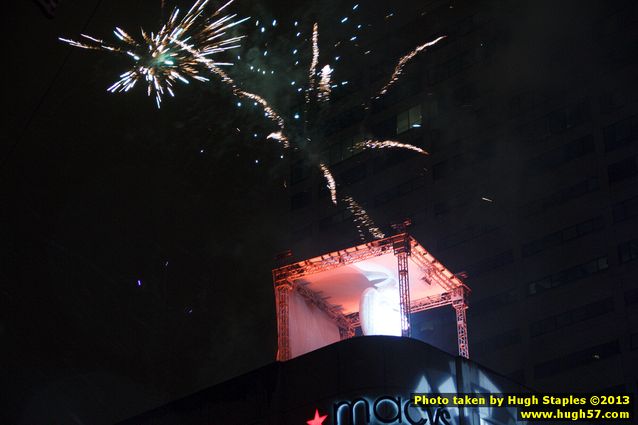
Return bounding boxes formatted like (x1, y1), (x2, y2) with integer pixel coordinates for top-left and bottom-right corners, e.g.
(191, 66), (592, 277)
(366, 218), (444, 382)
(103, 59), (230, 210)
(283, 0), (638, 394)
(119, 336), (532, 425)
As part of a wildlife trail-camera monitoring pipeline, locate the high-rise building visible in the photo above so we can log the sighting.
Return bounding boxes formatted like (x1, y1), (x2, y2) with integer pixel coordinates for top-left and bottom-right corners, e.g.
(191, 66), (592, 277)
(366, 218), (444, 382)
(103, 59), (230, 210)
(284, 0), (638, 393)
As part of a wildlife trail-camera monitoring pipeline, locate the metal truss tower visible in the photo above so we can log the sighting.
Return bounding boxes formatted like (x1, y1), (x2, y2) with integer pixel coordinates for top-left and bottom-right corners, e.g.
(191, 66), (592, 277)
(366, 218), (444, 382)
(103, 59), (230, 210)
(392, 220), (413, 338)
(274, 281), (292, 361)
(452, 287), (470, 359)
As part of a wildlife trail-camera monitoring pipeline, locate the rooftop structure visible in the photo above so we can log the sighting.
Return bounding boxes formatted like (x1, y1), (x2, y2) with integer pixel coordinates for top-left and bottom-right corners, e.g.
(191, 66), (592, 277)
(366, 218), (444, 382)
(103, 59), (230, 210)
(272, 232), (471, 360)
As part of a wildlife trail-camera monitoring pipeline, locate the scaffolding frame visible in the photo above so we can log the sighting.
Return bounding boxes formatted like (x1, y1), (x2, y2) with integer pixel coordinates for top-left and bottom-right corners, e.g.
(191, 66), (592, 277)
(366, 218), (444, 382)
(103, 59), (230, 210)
(273, 233), (471, 361)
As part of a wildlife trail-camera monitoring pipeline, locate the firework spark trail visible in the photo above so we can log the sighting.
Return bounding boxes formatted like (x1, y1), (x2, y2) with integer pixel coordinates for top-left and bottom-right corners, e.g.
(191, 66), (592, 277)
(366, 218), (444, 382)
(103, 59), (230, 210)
(319, 163), (337, 205)
(344, 196), (385, 241)
(318, 65), (333, 102)
(238, 91), (287, 135)
(375, 36), (446, 98)
(60, 0), (249, 108)
(173, 37), (290, 148)
(359, 140), (429, 155)
(305, 22), (320, 104)
(266, 132), (290, 148)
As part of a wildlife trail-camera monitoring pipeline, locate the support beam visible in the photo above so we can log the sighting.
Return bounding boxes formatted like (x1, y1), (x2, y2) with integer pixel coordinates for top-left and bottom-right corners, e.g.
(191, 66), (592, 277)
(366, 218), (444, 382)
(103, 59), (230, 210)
(392, 231), (412, 338)
(274, 281), (293, 361)
(295, 282), (355, 337)
(410, 292), (454, 313)
(452, 287), (470, 359)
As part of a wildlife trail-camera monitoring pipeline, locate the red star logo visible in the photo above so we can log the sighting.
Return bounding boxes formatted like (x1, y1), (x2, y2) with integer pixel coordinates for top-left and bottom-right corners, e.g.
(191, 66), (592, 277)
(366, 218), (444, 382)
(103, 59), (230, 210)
(307, 409), (328, 425)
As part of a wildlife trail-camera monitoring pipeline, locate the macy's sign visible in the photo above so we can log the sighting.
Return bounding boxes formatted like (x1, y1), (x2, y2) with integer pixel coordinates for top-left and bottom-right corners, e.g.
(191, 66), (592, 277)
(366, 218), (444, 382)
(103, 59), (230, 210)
(327, 396), (454, 425)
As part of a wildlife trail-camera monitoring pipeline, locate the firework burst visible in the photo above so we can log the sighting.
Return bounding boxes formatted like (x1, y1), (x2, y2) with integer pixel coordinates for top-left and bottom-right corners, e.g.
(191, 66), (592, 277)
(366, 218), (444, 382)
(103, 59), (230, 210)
(62, 2), (444, 241)
(60, 0), (249, 108)
(280, 22), (440, 239)
(204, 16), (444, 241)
(289, 23), (439, 216)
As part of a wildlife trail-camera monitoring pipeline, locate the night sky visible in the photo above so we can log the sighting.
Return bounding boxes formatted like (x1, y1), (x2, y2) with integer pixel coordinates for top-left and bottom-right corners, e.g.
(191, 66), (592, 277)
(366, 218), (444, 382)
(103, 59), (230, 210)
(2, 0), (628, 424)
(4, 1), (297, 423)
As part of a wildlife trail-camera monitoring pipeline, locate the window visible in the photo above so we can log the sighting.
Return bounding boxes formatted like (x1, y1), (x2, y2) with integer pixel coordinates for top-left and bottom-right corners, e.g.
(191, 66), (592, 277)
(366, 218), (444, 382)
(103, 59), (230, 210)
(626, 288), (638, 307)
(603, 115), (637, 152)
(469, 288), (520, 318)
(291, 160), (310, 184)
(326, 105), (365, 136)
(465, 250), (515, 279)
(522, 216), (604, 257)
(432, 154), (466, 181)
(434, 195), (472, 218)
(530, 298), (614, 337)
(319, 209), (352, 230)
(290, 191), (311, 210)
(438, 224), (500, 250)
(520, 177), (599, 218)
(453, 84), (478, 106)
(618, 238), (638, 264)
(612, 196), (638, 223)
(427, 50), (476, 84)
(526, 135), (594, 175)
(474, 329), (521, 353)
(527, 256), (608, 296)
(517, 100), (590, 142)
(534, 340), (620, 379)
(508, 90), (547, 118)
(547, 100), (590, 134)
(517, 116), (550, 142)
(599, 90), (628, 114)
(397, 105), (422, 134)
(329, 143), (344, 165)
(372, 117), (395, 139)
(343, 135), (365, 161)
(432, 160), (450, 181)
(608, 156), (638, 184)
(601, 37), (638, 66)
(372, 150), (413, 174)
(340, 163), (367, 186)
(423, 98), (439, 120)
(291, 224), (313, 242)
(374, 176), (426, 207)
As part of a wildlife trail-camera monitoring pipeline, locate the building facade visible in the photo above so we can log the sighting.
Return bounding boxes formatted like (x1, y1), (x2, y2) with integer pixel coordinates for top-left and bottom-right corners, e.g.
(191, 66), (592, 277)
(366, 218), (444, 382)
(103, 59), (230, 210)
(284, 0), (638, 393)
